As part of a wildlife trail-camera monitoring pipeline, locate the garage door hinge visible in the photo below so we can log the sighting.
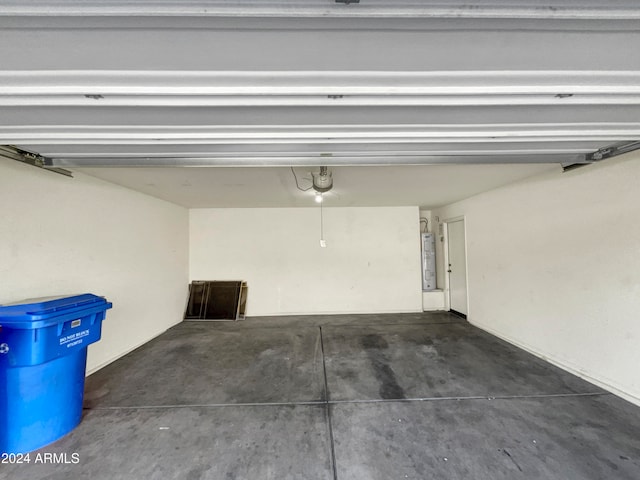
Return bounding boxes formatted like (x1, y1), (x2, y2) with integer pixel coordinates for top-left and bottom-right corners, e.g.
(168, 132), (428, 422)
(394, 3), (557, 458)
(0, 145), (73, 178)
(587, 141), (640, 162)
(563, 140), (640, 172)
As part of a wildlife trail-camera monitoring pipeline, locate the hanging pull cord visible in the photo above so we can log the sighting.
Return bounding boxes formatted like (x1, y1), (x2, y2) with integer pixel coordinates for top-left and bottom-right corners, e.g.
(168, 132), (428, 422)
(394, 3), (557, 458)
(320, 193), (324, 241)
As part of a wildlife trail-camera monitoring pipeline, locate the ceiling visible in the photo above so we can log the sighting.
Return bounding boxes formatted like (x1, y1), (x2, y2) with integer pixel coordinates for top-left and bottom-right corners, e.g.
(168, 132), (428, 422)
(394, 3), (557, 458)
(1, 1), (639, 207)
(72, 164), (556, 208)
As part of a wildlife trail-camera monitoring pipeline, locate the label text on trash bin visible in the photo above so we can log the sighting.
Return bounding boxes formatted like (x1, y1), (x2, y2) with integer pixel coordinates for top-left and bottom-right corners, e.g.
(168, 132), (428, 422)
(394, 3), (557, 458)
(59, 329), (90, 348)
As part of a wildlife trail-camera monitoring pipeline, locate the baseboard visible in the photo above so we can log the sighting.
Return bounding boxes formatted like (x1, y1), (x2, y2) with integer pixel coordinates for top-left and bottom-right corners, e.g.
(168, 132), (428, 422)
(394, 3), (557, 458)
(469, 318), (640, 408)
(85, 323), (178, 376)
(246, 308), (423, 317)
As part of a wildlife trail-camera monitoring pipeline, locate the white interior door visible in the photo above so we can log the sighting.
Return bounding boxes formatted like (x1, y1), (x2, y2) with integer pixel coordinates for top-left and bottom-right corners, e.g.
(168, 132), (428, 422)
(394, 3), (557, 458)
(447, 219), (468, 316)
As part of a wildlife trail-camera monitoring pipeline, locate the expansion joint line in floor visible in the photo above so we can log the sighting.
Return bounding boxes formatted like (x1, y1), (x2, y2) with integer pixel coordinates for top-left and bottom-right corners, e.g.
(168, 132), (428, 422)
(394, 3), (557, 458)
(319, 326), (339, 480)
(84, 392), (610, 411)
(327, 391), (610, 405)
(84, 392), (613, 410)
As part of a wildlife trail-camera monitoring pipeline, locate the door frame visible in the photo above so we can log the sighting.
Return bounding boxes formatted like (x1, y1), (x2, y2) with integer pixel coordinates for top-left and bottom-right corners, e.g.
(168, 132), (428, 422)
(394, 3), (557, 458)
(442, 215), (470, 318)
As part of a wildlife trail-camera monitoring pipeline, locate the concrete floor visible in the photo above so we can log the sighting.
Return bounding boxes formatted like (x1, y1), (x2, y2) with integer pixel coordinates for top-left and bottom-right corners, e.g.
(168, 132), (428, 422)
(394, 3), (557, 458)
(4, 312), (640, 479)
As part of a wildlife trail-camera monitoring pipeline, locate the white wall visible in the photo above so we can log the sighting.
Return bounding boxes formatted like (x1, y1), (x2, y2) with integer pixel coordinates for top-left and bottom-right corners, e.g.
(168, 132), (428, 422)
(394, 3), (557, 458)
(432, 153), (640, 405)
(190, 207), (423, 316)
(0, 158), (189, 373)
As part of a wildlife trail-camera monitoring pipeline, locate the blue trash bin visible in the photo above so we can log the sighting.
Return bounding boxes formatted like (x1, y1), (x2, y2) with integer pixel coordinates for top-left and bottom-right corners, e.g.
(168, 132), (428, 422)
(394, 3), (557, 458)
(0, 294), (112, 454)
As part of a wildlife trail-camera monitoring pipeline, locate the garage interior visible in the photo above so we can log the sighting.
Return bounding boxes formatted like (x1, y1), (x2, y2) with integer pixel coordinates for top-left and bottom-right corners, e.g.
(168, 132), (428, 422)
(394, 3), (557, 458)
(1, 1), (640, 479)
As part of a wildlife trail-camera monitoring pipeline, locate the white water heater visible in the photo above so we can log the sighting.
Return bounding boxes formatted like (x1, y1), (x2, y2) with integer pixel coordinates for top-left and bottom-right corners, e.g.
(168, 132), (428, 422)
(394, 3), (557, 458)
(421, 233), (436, 291)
